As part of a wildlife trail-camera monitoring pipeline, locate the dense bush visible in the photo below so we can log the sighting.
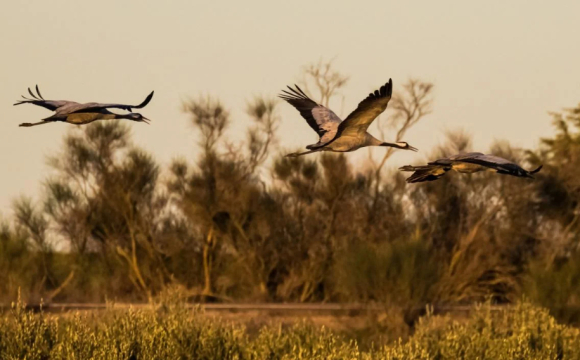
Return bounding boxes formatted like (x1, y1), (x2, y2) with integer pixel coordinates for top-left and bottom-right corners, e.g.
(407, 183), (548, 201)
(0, 300), (578, 359)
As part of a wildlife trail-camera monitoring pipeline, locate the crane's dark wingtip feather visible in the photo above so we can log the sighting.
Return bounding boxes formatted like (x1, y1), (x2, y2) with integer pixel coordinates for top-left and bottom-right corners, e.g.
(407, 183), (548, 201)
(530, 165), (543, 174)
(35, 85), (44, 100)
(285, 86), (298, 96)
(288, 85), (304, 98)
(284, 86), (307, 100)
(28, 87), (39, 100)
(379, 79), (392, 98)
(294, 85), (309, 98)
(280, 89), (296, 97)
(134, 91), (154, 109)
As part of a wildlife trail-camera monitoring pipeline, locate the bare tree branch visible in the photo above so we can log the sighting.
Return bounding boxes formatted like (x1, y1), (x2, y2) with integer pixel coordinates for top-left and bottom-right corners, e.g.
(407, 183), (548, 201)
(300, 58), (349, 108)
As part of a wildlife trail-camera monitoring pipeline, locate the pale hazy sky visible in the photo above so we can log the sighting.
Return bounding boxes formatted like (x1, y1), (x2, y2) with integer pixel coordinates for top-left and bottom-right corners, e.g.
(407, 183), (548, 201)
(1, 1), (579, 213)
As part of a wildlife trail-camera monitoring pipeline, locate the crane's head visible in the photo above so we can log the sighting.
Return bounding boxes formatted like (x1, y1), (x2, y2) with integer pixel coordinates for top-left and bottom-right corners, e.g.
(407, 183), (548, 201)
(395, 142), (418, 152)
(124, 113), (150, 124)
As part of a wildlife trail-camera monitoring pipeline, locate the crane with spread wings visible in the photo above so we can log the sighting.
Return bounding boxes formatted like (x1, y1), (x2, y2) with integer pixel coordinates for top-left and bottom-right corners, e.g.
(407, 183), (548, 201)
(279, 79), (418, 157)
(399, 152), (543, 183)
(15, 85), (154, 127)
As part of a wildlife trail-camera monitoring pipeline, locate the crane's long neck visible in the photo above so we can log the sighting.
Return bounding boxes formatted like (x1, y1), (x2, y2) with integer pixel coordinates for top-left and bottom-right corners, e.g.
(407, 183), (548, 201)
(381, 141), (418, 152)
(365, 134), (384, 146)
(380, 141), (405, 149)
(364, 134), (417, 151)
(114, 113), (134, 120)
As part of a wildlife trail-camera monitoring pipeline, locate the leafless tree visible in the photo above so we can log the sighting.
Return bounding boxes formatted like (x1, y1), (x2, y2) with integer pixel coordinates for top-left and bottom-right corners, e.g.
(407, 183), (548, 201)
(300, 58), (349, 108)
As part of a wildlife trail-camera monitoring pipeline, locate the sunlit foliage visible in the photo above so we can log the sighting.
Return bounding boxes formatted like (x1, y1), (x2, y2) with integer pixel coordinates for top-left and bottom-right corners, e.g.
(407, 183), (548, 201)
(0, 299), (578, 359)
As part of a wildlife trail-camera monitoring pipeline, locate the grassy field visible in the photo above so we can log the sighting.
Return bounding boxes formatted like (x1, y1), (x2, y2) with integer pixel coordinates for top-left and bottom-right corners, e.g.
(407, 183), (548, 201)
(1, 300), (579, 359)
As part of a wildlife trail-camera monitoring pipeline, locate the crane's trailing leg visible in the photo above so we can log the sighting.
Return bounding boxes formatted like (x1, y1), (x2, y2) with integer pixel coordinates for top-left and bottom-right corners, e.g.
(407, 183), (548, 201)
(19, 120), (53, 127)
(285, 149), (321, 158)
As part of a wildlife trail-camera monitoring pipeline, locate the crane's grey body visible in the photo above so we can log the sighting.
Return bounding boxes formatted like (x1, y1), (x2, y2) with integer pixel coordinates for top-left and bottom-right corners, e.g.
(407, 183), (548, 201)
(399, 152), (543, 183)
(14, 85), (154, 127)
(320, 132), (384, 152)
(279, 79), (417, 157)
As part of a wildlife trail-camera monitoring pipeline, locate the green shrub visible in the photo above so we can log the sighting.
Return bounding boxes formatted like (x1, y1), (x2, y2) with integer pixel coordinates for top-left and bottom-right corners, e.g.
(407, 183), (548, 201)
(381, 302), (580, 359)
(1, 300), (579, 359)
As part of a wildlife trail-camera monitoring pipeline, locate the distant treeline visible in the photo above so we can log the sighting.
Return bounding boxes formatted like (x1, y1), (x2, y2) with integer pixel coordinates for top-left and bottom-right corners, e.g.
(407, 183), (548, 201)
(1, 61), (580, 325)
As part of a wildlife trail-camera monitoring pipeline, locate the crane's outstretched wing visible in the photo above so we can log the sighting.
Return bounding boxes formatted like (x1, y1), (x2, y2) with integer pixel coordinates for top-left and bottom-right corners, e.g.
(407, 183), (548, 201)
(399, 164), (451, 183)
(13, 85), (70, 111)
(401, 152), (543, 183)
(69, 91), (155, 113)
(426, 152), (485, 166)
(453, 153), (542, 178)
(330, 79), (393, 141)
(401, 153), (486, 183)
(279, 85), (342, 148)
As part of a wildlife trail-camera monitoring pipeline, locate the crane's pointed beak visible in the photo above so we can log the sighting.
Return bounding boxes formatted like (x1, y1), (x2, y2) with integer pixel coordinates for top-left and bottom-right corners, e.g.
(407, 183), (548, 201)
(142, 116), (151, 125)
(407, 145), (418, 152)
